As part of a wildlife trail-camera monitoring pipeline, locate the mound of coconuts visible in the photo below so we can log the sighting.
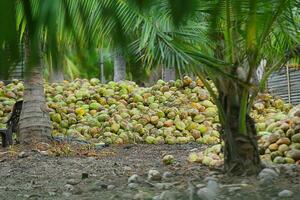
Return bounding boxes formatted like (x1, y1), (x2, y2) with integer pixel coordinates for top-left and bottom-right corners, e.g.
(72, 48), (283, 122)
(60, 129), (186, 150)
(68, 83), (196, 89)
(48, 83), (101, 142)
(1, 77), (299, 166)
(188, 95), (300, 167)
(0, 77), (221, 146)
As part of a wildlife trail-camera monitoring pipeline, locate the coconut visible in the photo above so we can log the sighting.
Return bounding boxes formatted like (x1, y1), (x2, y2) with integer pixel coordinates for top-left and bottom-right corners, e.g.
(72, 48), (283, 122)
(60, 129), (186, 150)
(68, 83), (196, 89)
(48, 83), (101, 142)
(162, 155), (175, 165)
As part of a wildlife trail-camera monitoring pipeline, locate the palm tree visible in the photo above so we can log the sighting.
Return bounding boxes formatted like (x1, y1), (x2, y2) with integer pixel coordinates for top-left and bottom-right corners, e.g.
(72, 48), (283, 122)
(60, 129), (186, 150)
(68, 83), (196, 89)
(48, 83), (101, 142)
(124, 0), (299, 174)
(19, 30), (51, 144)
(162, 66), (176, 82)
(113, 48), (127, 82)
(179, 0), (299, 174)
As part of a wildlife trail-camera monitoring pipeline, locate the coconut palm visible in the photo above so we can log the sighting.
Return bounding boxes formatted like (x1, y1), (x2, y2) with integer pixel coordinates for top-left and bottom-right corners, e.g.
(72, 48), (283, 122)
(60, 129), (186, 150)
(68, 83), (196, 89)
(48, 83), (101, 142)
(113, 48), (127, 82)
(169, 0), (299, 174)
(124, 0), (299, 174)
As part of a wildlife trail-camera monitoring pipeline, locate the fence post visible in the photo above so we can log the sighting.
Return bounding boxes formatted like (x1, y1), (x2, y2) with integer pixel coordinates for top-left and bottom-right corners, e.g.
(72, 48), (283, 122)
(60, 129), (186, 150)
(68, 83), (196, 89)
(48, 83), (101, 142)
(286, 65), (291, 104)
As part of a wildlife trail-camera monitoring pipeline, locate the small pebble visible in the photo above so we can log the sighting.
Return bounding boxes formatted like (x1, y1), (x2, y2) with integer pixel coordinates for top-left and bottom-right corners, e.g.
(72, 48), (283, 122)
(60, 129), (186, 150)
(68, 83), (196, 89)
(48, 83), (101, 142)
(148, 169), (161, 181)
(278, 189), (293, 197)
(153, 183), (172, 190)
(204, 176), (218, 182)
(122, 193), (133, 199)
(162, 171), (173, 180)
(228, 187), (241, 193)
(159, 191), (179, 200)
(64, 184), (75, 191)
(18, 151), (29, 158)
(196, 184), (206, 188)
(133, 191), (151, 200)
(128, 183), (139, 189)
(258, 168), (279, 185)
(107, 185), (115, 190)
(67, 179), (80, 185)
(62, 192), (72, 197)
(207, 180), (219, 192)
(48, 192), (56, 196)
(197, 187), (216, 200)
(128, 174), (141, 183)
(124, 166), (132, 171)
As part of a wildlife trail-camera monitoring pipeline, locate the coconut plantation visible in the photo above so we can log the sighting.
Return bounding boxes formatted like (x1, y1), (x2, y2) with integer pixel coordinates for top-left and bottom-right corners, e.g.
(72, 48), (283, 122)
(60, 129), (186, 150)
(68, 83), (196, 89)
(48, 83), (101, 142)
(0, 0), (300, 200)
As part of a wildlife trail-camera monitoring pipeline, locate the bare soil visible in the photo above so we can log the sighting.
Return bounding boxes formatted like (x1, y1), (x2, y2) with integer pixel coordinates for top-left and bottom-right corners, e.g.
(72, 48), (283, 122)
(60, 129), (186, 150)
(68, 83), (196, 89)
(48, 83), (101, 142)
(0, 143), (299, 200)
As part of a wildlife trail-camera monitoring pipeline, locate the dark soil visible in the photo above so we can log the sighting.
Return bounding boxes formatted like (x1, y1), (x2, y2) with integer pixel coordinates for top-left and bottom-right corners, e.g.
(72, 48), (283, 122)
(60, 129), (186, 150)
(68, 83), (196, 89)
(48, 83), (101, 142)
(0, 143), (299, 200)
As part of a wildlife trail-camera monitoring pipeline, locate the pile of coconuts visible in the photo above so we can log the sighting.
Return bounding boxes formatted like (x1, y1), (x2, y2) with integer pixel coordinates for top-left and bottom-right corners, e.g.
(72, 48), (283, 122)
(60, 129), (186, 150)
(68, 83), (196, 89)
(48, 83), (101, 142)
(1, 77), (299, 165)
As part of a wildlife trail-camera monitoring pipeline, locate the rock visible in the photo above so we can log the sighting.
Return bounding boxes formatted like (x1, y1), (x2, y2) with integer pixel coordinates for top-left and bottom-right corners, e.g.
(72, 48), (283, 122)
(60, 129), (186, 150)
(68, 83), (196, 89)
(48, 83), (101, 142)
(278, 189), (293, 197)
(196, 179), (219, 200)
(122, 193), (134, 199)
(48, 191), (56, 196)
(107, 185), (115, 190)
(196, 184), (206, 188)
(133, 191), (151, 200)
(206, 180), (219, 192)
(64, 184), (75, 192)
(18, 151), (29, 158)
(158, 191), (180, 200)
(203, 176), (218, 182)
(148, 169), (161, 181)
(128, 183), (139, 189)
(128, 174), (141, 183)
(152, 195), (161, 200)
(258, 168), (279, 185)
(88, 180), (109, 191)
(124, 166), (132, 172)
(66, 179), (80, 185)
(153, 182), (177, 190)
(197, 187), (217, 200)
(62, 192), (72, 197)
(162, 171), (173, 180)
(228, 187), (241, 193)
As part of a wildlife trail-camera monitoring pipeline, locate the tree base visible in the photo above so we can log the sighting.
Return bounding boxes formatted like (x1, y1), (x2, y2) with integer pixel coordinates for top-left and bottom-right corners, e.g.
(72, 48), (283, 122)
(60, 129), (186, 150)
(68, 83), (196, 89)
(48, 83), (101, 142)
(224, 134), (262, 175)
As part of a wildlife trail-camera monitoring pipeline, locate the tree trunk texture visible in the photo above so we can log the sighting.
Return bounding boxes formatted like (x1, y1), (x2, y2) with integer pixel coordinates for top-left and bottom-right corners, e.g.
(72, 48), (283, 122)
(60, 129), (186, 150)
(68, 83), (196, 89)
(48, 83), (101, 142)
(113, 49), (126, 82)
(99, 49), (105, 83)
(19, 32), (51, 145)
(162, 66), (176, 82)
(146, 65), (163, 87)
(50, 67), (64, 83)
(219, 82), (261, 175)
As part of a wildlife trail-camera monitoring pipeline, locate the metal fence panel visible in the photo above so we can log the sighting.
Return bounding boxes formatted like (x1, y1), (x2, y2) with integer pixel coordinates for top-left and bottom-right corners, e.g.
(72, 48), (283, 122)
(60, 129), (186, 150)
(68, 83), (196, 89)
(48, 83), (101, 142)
(268, 67), (300, 105)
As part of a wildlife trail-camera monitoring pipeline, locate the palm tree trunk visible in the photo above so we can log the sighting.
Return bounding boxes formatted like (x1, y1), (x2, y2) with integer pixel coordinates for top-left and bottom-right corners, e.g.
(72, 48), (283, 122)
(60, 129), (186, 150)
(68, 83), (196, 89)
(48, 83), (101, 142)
(219, 81), (261, 175)
(19, 32), (51, 145)
(50, 67), (64, 83)
(113, 49), (126, 82)
(146, 65), (162, 86)
(99, 49), (105, 83)
(162, 66), (176, 82)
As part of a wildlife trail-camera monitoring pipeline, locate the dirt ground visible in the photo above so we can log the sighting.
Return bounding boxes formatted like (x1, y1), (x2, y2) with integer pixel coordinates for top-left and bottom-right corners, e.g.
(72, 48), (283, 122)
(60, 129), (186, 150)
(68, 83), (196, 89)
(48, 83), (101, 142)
(0, 143), (299, 200)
